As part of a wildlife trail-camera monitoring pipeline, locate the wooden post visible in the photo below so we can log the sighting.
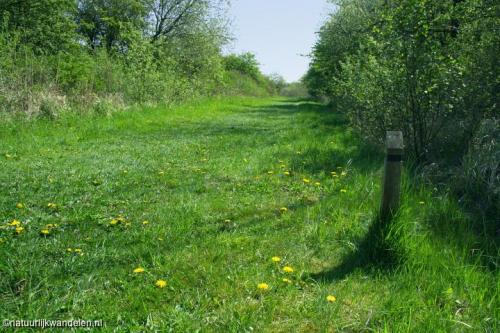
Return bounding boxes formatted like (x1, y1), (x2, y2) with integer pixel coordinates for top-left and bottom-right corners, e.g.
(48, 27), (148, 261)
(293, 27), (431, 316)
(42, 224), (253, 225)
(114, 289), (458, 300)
(380, 131), (404, 220)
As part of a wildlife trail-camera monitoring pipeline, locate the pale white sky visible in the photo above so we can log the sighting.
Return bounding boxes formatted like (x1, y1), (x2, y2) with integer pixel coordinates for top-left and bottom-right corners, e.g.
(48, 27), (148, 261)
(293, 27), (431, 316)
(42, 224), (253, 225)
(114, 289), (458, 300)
(227, 0), (333, 82)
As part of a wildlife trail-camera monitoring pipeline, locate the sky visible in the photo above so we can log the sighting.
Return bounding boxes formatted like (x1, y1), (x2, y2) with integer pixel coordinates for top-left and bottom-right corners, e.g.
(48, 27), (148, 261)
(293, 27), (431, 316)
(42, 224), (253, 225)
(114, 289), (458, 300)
(226, 0), (333, 82)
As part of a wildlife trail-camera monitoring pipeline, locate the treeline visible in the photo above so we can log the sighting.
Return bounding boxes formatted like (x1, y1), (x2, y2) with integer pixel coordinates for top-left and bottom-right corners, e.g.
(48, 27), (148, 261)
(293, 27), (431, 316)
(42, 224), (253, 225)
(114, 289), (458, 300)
(306, 1), (498, 220)
(0, 0), (280, 117)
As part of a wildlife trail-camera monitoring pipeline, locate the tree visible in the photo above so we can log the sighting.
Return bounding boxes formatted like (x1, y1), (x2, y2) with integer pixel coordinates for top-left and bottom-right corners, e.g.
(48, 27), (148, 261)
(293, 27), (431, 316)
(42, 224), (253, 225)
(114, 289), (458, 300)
(0, 0), (77, 54)
(76, 0), (147, 52)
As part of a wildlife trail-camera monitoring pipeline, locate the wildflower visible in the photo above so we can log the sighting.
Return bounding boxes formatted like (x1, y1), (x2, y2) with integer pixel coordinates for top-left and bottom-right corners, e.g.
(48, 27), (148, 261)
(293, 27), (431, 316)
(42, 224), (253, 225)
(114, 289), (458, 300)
(8, 219), (21, 227)
(155, 279), (167, 288)
(257, 283), (269, 291)
(133, 267), (145, 273)
(303, 178), (310, 184)
(47, 203), (57, 210)
(340, 189), (347, 193)
(142, 220), (149, 225)
(271, 256), (281, 263)
(284, 171), (291, 176)
(16, 203), (25, 209)
(74, 248), (83, 255)
(40, 229), (50, 236)
(283, 266), (294, 273)
(15, 226), (24, 234)
(67, 248), (73, 252)
(280, 207), (288, 213)
(314, 182), (321, 186)
(327, 295), (336, 302)
(110, 219), (119, 225)
(282, 278), (292, 284)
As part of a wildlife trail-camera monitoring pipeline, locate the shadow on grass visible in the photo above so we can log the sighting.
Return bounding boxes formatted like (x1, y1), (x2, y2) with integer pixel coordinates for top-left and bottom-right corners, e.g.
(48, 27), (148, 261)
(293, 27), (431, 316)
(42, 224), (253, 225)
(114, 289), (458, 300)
(244, 100), (384, 174)
(422, 203), (499, 272)
(309, 214), (402, 282)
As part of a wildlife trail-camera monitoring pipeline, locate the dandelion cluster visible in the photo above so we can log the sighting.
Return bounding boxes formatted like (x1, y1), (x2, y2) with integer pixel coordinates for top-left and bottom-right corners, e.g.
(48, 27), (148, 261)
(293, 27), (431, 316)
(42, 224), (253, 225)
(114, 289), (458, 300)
(257, 283), (269, 291)
(155, 279), (167, 288)
(110, 215), (128, 226)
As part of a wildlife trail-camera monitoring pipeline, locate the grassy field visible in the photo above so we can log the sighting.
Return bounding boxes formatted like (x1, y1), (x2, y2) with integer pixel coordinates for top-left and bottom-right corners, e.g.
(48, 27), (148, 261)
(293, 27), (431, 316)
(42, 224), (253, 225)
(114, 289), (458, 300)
(0, 97), (498, 332)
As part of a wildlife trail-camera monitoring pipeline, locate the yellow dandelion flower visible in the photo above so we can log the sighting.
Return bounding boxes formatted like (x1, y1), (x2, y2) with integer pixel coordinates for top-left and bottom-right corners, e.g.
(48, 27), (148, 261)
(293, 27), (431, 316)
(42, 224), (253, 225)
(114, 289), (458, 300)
(40, 229), (50, 235)
(284, 171), (291, 176)
(8, 219), (21, 227)
(142, 220), (149, 225)
(133, 267), (145, 273)
(280, 207), (288, 213)
(16, 203), (25, 209)
(283, 266), (294, 273)
(271, 256), (281, 263)
(282, 278), (292, 284)
(303, 178), (310, 184)
(67, 248), (73, 252)
(314, 182), (321, 186)
(257, 283), (269, 291)
(340, 189), (347, 193)
(327, 295), (336, 302)
(110, 219), (119, 225)
(74, 248), (82, 253)
(155, 279), (167, 288)
(15, 226), (24, 234)
(47, 203), (57, 209)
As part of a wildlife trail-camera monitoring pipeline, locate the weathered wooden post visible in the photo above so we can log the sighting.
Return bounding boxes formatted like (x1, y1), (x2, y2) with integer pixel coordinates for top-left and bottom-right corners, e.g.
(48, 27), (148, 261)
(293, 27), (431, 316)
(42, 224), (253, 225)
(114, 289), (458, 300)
(380, 131), (404, 220)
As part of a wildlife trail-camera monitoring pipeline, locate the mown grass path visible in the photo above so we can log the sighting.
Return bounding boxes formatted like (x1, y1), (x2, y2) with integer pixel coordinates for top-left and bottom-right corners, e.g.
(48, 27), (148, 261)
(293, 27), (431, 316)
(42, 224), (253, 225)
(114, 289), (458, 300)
(1, 97), (498, 332)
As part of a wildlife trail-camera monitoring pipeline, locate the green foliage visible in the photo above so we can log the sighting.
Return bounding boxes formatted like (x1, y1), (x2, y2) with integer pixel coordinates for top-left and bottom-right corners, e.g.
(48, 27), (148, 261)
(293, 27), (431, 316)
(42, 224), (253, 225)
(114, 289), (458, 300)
(223, 52), (262, 81)
(306, 0), (499, 214)
(0, 1), (275, 117)
(0, 0), (77, 54)
(76, 0), (147, 52)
